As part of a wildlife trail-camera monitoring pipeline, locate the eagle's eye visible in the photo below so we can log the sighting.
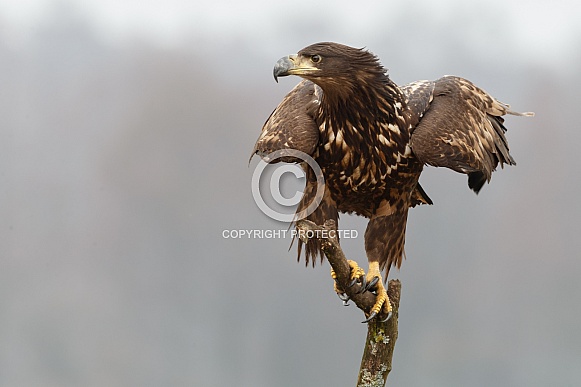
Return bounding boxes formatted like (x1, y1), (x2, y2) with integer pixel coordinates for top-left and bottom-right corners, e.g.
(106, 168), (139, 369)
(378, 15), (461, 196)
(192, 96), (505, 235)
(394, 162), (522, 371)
(310, 54), (321, 63)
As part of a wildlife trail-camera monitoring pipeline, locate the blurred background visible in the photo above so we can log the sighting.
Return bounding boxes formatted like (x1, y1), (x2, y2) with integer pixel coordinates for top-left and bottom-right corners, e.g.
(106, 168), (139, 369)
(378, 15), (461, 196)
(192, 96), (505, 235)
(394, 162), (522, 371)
(1, 0), (580, 386)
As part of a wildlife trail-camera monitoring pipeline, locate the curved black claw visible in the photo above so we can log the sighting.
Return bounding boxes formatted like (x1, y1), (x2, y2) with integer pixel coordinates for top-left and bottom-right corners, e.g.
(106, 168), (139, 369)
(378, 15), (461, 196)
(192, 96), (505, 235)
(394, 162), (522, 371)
(348, 277), (358, 288)
(337, 292), (351, 306)
(362, 312), (377, 323)
(362, 310), (391, 323)
(338, 292), (350, 301)
(355, 275), (367, 294)
(362, 276), (379, 293)
(380, 311), (393, 322)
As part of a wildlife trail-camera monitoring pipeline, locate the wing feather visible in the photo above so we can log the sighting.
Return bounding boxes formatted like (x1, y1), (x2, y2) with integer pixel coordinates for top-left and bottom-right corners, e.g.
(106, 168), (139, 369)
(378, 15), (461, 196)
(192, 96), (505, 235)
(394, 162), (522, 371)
(251, 80), (329, 265)
(401, 80), (435, 129)
(409, 76), (532, 193)
(251, 80), (321, 163)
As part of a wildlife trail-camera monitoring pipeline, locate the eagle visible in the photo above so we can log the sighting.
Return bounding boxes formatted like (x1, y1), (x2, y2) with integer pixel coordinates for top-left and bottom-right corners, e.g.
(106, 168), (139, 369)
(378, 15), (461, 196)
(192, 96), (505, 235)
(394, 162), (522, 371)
(251, 42), (532, 322)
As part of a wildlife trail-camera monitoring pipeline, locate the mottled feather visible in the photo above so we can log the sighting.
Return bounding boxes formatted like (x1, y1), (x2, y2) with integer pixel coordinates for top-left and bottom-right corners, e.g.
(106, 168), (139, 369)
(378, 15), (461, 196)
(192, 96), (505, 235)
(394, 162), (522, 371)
(252, 80), (320, 163)
(401, 80), (435, 129)
(409, 76), (527, 193)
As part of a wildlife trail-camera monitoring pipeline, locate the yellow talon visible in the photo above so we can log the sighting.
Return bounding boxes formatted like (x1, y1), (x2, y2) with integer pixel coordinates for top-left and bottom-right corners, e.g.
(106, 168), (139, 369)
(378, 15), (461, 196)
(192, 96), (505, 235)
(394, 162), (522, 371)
(331, 259), (365, 294)
(331, 260), (392, 321)
(348, 260), (366, 280)
(369, 280), (392, 315)
(364, 262), (392, 322)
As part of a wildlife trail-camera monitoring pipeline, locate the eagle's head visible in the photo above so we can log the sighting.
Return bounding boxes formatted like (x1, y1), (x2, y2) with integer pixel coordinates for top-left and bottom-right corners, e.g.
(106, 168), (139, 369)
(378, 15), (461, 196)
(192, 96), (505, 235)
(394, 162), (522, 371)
(273, 42), (387, 98)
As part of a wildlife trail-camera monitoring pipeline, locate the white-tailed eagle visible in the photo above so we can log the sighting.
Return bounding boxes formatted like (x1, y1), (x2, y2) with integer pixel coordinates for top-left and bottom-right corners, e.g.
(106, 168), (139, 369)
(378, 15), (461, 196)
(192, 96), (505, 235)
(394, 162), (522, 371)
(251, 42), (533, 321)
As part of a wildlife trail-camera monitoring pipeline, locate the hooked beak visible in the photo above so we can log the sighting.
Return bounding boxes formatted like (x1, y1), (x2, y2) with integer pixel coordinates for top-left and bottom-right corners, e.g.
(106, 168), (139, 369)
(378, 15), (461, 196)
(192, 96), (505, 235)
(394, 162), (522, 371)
(273, 54), (320, 82)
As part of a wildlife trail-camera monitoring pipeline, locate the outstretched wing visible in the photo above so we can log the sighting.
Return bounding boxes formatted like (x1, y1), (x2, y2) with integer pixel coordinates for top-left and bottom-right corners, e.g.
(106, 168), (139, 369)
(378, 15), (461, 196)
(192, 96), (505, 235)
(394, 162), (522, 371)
(251, 80), (321, 163)
(408, 76), (532, 193)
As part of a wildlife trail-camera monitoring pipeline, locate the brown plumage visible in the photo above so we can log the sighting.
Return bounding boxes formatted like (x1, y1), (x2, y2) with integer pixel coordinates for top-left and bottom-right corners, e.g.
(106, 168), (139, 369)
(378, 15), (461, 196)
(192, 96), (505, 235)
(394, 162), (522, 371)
(252, 42), (532, 286)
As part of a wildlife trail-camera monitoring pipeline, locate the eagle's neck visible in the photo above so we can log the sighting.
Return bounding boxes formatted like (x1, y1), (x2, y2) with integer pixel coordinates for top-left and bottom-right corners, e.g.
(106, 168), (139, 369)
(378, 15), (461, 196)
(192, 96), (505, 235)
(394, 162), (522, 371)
(318, 74), (409, 142)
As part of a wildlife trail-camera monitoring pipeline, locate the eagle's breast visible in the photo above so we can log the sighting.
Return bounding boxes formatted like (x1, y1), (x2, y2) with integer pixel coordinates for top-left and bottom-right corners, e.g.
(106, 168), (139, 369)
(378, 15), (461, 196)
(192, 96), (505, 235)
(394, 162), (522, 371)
(315, 103), (421, 215)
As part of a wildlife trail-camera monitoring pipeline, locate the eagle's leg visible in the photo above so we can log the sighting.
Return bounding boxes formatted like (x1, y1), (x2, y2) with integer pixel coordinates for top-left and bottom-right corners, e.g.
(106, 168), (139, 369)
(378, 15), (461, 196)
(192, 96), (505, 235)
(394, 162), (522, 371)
(362, 207), (407, 322)
(331, 260), (365, 305)
(361, 261), (392, 323)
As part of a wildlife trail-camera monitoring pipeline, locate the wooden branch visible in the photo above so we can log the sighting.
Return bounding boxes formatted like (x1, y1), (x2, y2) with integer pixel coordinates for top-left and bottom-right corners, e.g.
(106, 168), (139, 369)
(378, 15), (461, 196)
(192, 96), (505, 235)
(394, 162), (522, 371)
(295, 219), (378, 315)
(357, 280), (401, 387)
(295, 219), (401, 386)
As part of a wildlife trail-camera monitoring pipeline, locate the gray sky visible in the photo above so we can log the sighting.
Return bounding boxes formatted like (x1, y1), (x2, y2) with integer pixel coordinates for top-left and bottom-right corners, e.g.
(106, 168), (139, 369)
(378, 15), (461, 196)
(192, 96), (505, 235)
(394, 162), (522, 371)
(2, 0), (580, 64)
(1, 1), (580, 386)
